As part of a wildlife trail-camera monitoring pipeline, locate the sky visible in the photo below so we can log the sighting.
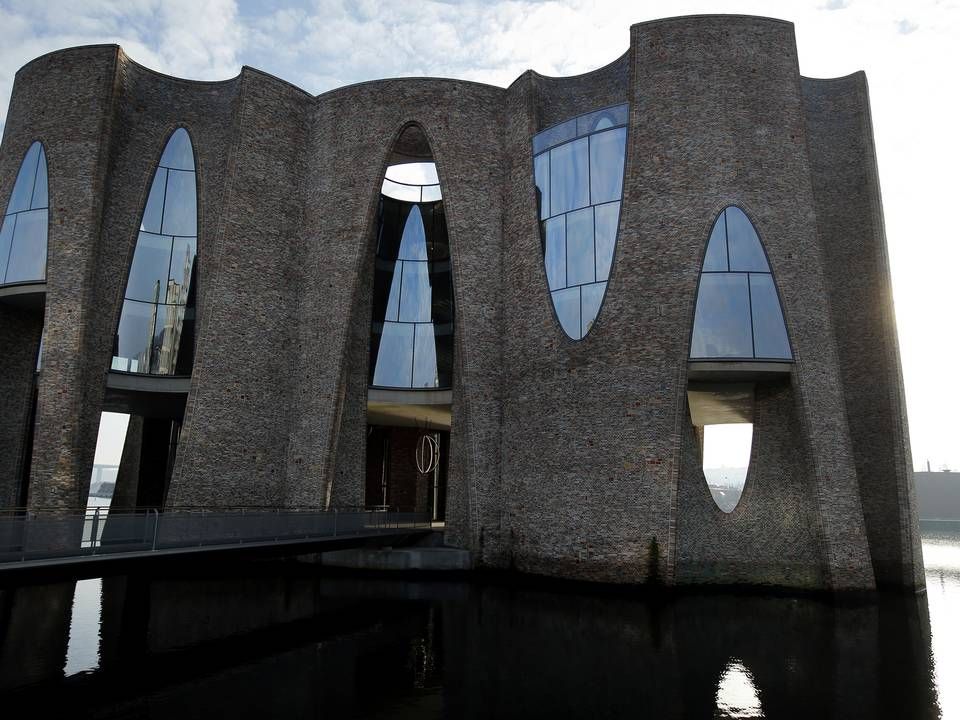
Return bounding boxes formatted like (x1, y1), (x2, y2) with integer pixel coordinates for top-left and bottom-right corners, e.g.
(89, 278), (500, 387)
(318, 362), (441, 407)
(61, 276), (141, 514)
(1, 0), (957, 471)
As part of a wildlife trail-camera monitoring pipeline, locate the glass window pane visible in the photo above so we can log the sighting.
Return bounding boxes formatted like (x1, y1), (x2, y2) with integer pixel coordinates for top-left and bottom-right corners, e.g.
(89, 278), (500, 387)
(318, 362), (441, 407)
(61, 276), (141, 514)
(125, 232), (172, 303)
(153, 304), (186, 375)
(167, 236), (196, 305)
(703, 212), (729, 271)
(382, 261), (401, 322)
(576, 104), (628, 136)
(161, 169), (197, 236)
(544, 216), (566, 291)
(690, 273), (753, 358)
(726, 207), (768, 272)
(399, 261), (432, 322)
(533, 118), (577, 155)
(594, 201), (619, 282)
(750, 274), (792, 359)
(421, 184), (442, 202)
(428, 264), (454, 326)
(412, 324), (439, 388)
(552, 286), (581, 340)
(31, 147), (48, 209)
(580, 281), (607, 337)
(534, 152), (550, 220)
(372, 323), (414, 387)
(550, 137), (589, 215)
(7, 143), (40, 214)
(114, 299), (157, 374)
(398, 205), (428, 261)
(141, 169), (167, 234)
(5, 209), (47, 283)
(159, 129), (195, 171)
(381, 179), (421, 202)
(0, 215), (14, 283)
(589, 127), (626, 205)
(566, 206), (595, 286)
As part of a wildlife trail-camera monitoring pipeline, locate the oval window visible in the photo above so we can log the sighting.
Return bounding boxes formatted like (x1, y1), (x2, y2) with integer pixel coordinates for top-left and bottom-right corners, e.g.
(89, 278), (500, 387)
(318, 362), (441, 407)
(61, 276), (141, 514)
(532, 104), (628, 340)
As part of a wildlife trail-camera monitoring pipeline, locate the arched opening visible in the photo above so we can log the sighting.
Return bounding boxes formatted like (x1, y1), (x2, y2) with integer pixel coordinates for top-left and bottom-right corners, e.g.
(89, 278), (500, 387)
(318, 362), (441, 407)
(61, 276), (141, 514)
(687, 206), (791, 513)
(96, 128), (198, 513)
(365, 130), (452, 521)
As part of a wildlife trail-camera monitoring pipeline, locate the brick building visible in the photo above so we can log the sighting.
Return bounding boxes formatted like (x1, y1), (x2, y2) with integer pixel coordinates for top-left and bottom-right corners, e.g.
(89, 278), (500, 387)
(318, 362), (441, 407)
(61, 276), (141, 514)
(0, 15), (923, 591)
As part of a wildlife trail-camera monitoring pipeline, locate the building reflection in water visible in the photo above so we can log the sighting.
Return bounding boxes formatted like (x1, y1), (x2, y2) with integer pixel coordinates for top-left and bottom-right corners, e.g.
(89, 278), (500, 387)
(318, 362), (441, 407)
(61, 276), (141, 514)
(0, 563), (947, 719)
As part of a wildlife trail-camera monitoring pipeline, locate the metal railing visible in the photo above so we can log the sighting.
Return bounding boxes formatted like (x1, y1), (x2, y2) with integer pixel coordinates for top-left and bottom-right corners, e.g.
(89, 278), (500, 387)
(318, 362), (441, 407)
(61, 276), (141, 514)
(0, 507), (432, 565)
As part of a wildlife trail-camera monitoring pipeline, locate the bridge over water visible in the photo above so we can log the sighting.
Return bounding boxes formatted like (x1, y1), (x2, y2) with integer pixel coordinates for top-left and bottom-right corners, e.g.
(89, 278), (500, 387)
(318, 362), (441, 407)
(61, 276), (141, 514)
(0, 508), (434, 574)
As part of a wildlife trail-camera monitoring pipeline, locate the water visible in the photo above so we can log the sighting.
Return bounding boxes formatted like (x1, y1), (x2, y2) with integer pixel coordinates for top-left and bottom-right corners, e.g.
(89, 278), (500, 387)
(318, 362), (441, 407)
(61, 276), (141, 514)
(0, 527), (957, 718)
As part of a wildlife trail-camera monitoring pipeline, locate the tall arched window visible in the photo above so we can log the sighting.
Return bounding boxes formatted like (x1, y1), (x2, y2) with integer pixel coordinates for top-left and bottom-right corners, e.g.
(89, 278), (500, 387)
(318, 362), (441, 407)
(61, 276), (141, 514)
(690, 206), (791, 360)
(0, 141), (48, 285)
(111, 128), (197, 376)
(532, 104), (628, 340)
(370, 162), (453, 389)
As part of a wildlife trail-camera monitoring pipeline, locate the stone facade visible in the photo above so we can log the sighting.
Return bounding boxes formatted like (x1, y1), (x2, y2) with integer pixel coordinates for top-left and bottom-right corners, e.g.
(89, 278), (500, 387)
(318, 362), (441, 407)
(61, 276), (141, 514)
(0, 15), (922, 591)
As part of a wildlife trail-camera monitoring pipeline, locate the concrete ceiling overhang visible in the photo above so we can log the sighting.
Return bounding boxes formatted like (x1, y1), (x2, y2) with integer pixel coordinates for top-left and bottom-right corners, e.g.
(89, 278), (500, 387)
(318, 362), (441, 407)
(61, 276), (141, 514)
(687, 382), (755, 426)
(687, 361), (792, 383)
(103, 371), (190, 418)
(367, 388), (451, 430)
(0, 282), (45, 311)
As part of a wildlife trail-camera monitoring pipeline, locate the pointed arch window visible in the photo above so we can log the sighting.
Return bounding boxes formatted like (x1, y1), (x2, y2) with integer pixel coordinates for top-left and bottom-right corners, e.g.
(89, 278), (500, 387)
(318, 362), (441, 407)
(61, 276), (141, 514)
(0, 141), (48, 285)
(111, 128), (197, 375)
(690, 207), (791, 360)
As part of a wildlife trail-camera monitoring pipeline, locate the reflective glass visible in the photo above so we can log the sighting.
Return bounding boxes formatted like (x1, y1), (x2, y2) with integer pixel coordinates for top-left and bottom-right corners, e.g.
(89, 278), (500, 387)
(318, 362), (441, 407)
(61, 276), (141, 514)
(594, 202), (619, 281)
(703, 213), (728, 271)
(544, 216), (565, 291)
(428, 264), (454, 326)
(383, 262), (401, 322)
(114, 300), (157, 373)
(381, 178), (421, 203)
(553, 287), (581, 340)
(589, 128), (626, 205)
(399, 261), (432, 322)
(167, 237), (196, 305)
(550, 137), (589, 215)
(690, 273), (753, 358)
(116, 129), (198, 376)
(576, 104), (629, 136)
(534, 153), (550, 220)
(5, 209), (47, 282)
(532, 118), (577, 155)
(0, 215), (14, 282)
(372, 323), (414, 387)
(749, 274), (791, 359)
(159, 128), (195, 171)
(726, 207), (768, 272)
(125, 232), (172, 303)
(398, 205), (428, 261)
(566, 207), (595, 286)
(140, 169), (167, 234)
(412, 324), (439, 388)
(580, 282), (607, 337)
(31, 148), (48, 209)
(434, 331), (454, 388)
(153, 304), (187, 374)
(386, 162), (439, 185)
(161, 170), (197, 236)
(421, 184), (442, 202)
(7, 143), (40, 214)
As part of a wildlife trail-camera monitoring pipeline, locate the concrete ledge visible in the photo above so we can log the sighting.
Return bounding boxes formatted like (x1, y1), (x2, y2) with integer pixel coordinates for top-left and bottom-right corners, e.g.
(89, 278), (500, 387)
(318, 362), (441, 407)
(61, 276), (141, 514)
(321, 547), (473, 571)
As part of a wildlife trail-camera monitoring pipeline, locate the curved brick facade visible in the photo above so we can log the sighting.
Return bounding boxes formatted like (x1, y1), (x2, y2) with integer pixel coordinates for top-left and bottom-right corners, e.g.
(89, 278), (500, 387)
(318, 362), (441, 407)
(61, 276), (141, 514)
(0, 15), (922, 591)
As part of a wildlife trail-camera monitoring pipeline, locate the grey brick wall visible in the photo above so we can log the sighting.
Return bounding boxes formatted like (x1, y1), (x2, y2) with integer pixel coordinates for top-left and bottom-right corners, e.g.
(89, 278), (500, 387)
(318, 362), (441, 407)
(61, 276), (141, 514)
(0, 15), (922, 591)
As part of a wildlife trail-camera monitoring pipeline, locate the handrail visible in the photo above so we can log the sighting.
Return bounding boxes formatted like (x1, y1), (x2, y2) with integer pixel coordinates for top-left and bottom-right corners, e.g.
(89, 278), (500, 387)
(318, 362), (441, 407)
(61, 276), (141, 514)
(0, 508), (433, 565)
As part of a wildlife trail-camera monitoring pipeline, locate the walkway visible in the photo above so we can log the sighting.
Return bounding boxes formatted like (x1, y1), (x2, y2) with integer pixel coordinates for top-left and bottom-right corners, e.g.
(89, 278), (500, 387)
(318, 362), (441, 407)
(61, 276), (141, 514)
(0, 507), (434, 574)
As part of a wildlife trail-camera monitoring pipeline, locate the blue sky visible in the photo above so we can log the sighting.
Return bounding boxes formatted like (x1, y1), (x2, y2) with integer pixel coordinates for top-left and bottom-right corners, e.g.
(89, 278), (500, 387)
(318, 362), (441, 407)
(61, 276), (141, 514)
(2, 0), (958, 470)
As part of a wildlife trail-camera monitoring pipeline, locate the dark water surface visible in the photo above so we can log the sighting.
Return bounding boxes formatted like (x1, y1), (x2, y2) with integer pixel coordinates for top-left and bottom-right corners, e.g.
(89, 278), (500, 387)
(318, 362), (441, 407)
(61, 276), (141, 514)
(1, 528), (957, 719)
